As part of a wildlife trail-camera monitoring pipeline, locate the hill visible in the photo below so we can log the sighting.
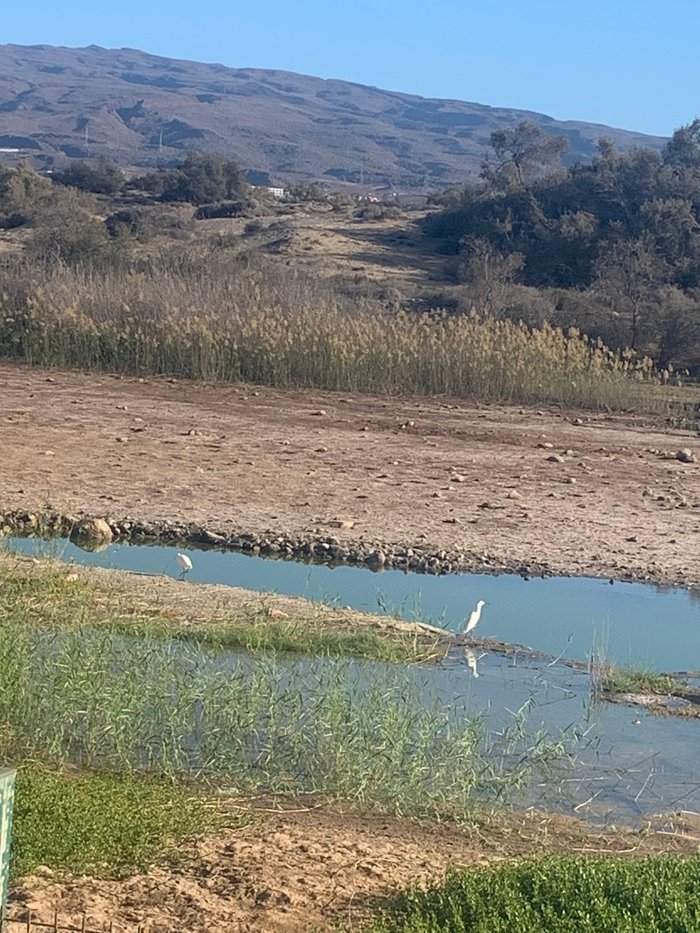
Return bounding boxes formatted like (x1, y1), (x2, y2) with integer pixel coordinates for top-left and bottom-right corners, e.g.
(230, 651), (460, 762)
(0, 43), (666, 192)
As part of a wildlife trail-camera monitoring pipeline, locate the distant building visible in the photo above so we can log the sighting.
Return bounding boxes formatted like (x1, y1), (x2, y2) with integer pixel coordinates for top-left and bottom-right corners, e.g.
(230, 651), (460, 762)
(251, 185), (286, 199)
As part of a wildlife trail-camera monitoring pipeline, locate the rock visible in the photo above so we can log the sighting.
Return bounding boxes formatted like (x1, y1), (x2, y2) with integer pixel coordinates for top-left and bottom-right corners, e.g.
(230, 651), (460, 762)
(367, 549), (386, 567)
(506, 489), (521, 499)
(328, 518), (355, 529)
(311, 409), (328, 416)
(73, 518), (113, 543)
(450, 474), (467, 483)
(200, 529), (227, 545)
(546, 454), (565, 463)
(677, 448), (696, 463)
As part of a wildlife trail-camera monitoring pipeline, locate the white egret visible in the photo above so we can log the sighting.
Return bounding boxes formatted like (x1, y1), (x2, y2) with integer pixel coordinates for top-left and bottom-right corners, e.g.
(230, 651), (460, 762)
(465, 648), (479, 679)
(464, 599), (485, 636)
(176, 552), (193, 577)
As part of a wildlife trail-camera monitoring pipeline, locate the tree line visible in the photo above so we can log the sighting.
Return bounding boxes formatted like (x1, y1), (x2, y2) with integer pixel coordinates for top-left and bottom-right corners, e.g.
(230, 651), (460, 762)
(426, 119), (700, 368)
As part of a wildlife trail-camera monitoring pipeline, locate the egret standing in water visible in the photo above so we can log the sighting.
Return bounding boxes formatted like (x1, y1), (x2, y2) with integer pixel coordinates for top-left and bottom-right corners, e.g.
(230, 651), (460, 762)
(464, 599), (485, 636)
(176, 552), (193, 579)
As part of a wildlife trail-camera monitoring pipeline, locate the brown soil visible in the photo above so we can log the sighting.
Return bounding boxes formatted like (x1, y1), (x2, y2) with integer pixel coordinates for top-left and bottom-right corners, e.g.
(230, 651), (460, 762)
(10, 806), (700, 933)
(1, 361), (699, 586)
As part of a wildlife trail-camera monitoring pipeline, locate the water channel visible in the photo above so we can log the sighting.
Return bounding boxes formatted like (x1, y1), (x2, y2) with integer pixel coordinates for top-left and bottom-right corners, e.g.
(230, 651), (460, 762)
(8, 535), (700, 671)
(5, 535), (700, 822)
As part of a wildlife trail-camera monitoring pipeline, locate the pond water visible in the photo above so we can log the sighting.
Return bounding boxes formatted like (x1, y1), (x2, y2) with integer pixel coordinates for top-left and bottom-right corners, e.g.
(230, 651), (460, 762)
(6, 535), (700, 671)
(5, 533), (700, 823)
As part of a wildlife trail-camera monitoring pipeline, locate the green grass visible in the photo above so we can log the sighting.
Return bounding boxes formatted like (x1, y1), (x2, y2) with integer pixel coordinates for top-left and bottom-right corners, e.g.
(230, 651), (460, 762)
(11, 768), (224, 880)
(366, 856), (700, 932)
(595, 665), (687, 697)
(114, 616), (441, 664)
(0, 553), (442, 664)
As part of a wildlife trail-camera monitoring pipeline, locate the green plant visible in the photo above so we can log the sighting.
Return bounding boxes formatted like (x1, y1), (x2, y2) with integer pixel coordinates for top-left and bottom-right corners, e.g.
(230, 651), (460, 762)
(0, 620), (577, 819)
(367, 856), (700, 932)
(11, 768), (222, 880)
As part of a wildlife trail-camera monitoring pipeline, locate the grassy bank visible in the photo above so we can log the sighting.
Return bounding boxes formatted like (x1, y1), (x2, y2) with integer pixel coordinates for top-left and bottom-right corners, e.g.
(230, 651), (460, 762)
(0, 552), (443, 663)
(0, 251), (682, 413)
(367, 856), (700, 932)
(595, 665), (687, 697)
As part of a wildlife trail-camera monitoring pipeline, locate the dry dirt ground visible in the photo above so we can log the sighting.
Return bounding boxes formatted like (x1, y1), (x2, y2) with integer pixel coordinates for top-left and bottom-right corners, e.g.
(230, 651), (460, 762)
(10, 807), (700, 933)
(1, 361), (699, 586)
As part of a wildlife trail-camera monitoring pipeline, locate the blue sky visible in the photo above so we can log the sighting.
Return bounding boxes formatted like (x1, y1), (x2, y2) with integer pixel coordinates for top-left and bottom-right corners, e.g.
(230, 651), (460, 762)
(3, 0), (698, 138)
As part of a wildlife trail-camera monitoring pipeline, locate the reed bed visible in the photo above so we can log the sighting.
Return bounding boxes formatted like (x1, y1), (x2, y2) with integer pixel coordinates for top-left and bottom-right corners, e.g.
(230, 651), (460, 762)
(0, 621), (576, 820)
(0, 251), (680, 412)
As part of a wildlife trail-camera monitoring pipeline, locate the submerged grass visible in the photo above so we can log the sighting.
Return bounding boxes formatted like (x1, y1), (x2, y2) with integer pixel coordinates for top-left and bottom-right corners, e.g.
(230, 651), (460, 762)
(0, 251), (688, 414)
(11, 768), (224, 881)
(0, 618), (576, 821)
(366, 856), (700, 932)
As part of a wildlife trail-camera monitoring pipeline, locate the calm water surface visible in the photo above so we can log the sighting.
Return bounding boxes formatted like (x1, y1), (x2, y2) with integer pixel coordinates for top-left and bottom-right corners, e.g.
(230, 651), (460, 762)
(8, 536), (700, 671)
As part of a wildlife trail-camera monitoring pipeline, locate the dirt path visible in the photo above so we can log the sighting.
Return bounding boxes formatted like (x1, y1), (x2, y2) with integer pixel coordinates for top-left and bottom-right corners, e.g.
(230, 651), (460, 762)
(1, 362), (699, 586)
(10, 806), (700, 933)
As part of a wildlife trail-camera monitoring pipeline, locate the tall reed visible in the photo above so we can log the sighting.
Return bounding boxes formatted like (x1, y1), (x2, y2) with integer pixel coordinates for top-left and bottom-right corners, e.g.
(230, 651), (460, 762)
(0, 250), (680, 412)
(0, 622), (577, 819)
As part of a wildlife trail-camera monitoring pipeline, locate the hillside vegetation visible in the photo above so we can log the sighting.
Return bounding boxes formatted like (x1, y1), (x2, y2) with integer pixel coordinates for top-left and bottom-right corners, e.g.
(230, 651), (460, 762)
(427, 119), (700, 370)
(0, 143), (696, 417)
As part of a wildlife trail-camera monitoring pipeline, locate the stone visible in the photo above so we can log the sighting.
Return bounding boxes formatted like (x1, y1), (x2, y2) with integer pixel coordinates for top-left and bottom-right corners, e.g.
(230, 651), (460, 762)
(328, 518), (355, 529)
(73, 518), (113, 543)
(677, 448), (696, 463)
(546, 454), (565, 463)
(506, 489), (521, 499)
(367, 549), (386, 567)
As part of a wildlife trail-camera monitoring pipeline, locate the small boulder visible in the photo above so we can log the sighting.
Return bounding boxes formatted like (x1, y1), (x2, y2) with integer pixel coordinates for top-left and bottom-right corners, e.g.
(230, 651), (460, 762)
(73, 517), (113, 543)
(677, 448), (696, 463)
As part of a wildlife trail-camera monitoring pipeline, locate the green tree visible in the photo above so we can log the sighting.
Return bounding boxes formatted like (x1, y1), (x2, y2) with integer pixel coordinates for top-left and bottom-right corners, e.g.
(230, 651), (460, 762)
(159, 153), (248, 205)
(53, 157), (124, 195)
(482, 121), (569, 189)
(664, 118), (700, 169)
